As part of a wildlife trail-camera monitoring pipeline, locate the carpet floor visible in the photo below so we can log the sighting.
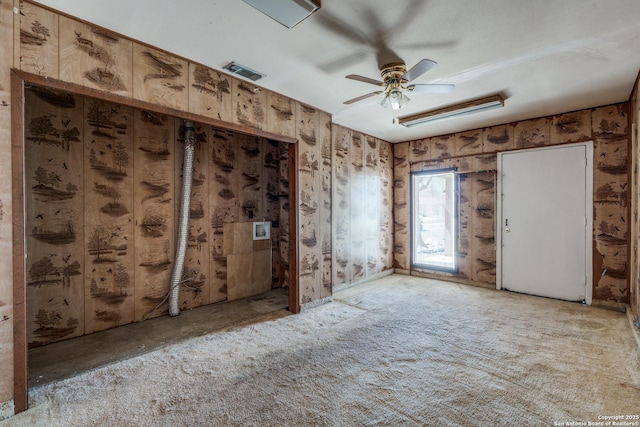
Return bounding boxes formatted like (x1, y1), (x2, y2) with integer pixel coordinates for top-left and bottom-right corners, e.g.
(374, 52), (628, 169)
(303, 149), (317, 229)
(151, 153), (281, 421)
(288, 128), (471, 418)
(2, 274), (639, 426)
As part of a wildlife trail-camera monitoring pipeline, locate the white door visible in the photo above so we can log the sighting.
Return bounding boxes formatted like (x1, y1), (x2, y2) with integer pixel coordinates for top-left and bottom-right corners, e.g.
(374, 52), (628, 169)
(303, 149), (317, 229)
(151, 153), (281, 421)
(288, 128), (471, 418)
(497, 143), (592, 303)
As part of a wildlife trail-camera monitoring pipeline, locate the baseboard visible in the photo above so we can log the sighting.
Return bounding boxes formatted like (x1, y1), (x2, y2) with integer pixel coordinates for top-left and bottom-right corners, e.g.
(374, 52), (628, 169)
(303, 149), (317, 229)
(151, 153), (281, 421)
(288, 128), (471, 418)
(402, 269), (496, 290)
(591, 299), (627, 313)
(300, 295), (333, 312)
(332, 268), (395, 293)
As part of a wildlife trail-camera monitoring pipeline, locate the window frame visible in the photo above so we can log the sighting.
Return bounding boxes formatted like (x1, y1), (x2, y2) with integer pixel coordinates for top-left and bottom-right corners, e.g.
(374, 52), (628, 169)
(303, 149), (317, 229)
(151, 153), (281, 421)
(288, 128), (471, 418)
(409, 167), (459, 273)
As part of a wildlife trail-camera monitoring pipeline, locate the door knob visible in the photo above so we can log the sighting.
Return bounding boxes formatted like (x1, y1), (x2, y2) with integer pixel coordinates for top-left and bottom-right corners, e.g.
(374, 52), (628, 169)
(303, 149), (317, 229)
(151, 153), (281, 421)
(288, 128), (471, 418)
(505, 227), (510, 233)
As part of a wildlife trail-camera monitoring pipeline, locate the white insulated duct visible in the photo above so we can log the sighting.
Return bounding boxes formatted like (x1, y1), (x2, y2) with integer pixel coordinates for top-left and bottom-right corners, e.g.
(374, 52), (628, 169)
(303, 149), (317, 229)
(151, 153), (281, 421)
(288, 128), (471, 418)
(169, 121), (195, 316)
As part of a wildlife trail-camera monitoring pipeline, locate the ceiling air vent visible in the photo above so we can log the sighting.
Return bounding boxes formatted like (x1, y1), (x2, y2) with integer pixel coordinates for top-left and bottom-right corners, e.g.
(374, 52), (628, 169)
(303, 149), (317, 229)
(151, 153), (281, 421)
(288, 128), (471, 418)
(223, 62), (266, 82)
(241, 0), (320, 29)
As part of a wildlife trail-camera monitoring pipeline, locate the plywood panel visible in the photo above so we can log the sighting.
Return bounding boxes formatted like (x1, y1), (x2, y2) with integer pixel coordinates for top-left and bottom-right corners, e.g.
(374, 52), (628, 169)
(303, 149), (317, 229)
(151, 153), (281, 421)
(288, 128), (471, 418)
(266, 90), (296, 139)
(188, 63), (232, 122)
(261, 138), (280, 287)
(332, 125), (350, 286)
(133, 43), (188, 110)
(83, 98), (135, 333)
(0, 0), (13, 399)
(227, 250), (271, 300)
(209, 127), (238, 303)
(25, 87), (84, 347)
(318, 111), (332, 297)
(483, 124), (514, 153)
(457, 174), (473, 280)
(237, 133), (262, 221)
(379, 140), (394, 270)
(133, 110), (174, 320)
(470, 171), (496, 283)
(514, 117), (549, 149)
(409, 138), (431, 163)
(393, 142), (410, 270)
(175, 121), (210, 310)
(431, 135), (454, 159)
(231, 77), (266, 130)
(455, 129), (483, 156)
(593, 105), (629, 303)
(18, 1), (58, 77)
(278, 141), (290, 288)
(550, 110), (591, 145)
(297, 103), (321, 303)
(364, 135), (381, 277)
(350, 131), (365, 283)
(59, 16), (133, 96)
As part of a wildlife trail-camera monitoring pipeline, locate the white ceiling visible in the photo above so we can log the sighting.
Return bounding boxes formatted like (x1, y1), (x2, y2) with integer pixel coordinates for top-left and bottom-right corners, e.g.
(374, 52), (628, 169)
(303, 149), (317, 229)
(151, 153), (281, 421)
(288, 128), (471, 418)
(35, 0), (640, 143)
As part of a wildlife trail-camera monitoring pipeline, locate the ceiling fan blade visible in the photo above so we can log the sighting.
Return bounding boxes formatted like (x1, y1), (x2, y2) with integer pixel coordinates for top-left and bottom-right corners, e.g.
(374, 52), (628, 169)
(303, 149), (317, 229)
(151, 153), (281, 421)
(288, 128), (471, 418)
(343, 91), (383, 105)
(407, 84), (455, 94)
(346, 74), (384, 86)
(402, 59), (438, 83)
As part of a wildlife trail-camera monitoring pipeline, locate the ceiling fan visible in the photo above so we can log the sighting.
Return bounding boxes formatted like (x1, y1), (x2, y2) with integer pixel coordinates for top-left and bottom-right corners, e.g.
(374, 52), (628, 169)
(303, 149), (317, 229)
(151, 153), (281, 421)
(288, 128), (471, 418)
(343, 59), (454, 110)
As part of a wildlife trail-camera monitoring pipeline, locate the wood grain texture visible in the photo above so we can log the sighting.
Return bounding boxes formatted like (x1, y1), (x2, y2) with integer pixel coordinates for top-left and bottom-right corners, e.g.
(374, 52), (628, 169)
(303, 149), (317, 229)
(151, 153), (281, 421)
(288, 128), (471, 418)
(350, 131), (365, 283)
(11, 71), (27, 413)
(297, 103), (321, 303)
(188, 63), (232, 123)
(483, 124), (515, 153)
(266, 90), (296, 139)
(83, 98), (135, 333)
(227, 250), (271, 301)
(59, 16), (132, 96)
(592, 104), (629, 304)
(231, 77), (266, 130)
(237, 133), (262, 221)
(364, 135), (381, 277)
(332, 124), (350, 286)
(379, 139), (394, 270)
(208, 127), (238, 303)
(514, 117), (550, 148)
(18, 1), (58, 78)
(393, 142), (410, 270)
(550, 110), (591, 145)
(431, 135), (454, 159)
(133, 43), (188, 110)
(25, 87), (85, 347)
(318, 111), (332, 297)
(261, 138), (280, 287)
(0, 0), (14, 404)
(455, 130), (483, 157)
(278, 141), (291, 289)
(409, 138), (431, 163)
(133, 109), (174, 321)
(631, 82), (640, 320)
(175, 121), (210, 310)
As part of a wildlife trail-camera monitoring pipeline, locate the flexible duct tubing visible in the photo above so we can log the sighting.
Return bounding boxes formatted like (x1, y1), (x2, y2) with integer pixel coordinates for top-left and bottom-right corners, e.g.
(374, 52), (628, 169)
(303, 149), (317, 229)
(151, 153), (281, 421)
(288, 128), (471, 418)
(169, 121), (195, 316)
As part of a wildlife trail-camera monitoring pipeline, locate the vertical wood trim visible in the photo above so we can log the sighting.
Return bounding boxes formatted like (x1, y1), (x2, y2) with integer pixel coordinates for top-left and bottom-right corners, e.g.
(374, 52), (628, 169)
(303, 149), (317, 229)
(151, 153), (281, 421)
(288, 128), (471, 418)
(288, 142), (300, 314)
(11, 70), (27, 414)
(626, 102), (633, 305)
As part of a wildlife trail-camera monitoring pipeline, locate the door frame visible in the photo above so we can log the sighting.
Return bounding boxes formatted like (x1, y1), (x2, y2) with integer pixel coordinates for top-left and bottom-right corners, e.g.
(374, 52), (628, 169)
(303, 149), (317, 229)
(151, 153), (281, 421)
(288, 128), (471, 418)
(495, 141), (593, 304)
(11, 69), (300, 413)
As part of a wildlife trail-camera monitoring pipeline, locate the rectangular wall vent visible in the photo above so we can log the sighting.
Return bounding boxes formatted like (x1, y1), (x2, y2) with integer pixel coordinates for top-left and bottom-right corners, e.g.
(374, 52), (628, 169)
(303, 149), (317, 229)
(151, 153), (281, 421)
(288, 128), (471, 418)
(223, 62), (266, 81)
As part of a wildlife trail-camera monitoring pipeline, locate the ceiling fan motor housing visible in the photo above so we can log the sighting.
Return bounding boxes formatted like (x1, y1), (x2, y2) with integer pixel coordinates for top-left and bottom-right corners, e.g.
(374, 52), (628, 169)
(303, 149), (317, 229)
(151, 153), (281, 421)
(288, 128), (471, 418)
(380, 62), (408, 87)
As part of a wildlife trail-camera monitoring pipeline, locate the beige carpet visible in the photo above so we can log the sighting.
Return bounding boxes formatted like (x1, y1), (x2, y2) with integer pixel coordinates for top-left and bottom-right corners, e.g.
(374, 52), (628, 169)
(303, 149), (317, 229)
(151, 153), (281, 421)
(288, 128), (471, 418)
(2, 274), (639, 426)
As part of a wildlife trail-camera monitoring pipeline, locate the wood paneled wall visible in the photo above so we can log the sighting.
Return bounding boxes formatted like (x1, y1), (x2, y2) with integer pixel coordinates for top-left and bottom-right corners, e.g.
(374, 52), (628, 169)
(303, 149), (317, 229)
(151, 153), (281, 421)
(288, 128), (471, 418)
(23, 85), (290, 346)
(630, 75), (640, 322)
(332, 124), (394, 289)
(0, 0), (14, 404)
(394, 105), (630, 304)
(0, 0), (347, 409)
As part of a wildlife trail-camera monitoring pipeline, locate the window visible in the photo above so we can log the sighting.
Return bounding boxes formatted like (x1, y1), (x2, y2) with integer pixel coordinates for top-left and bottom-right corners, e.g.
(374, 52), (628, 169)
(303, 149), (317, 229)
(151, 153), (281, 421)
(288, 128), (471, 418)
(411, 169), (458, 272)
